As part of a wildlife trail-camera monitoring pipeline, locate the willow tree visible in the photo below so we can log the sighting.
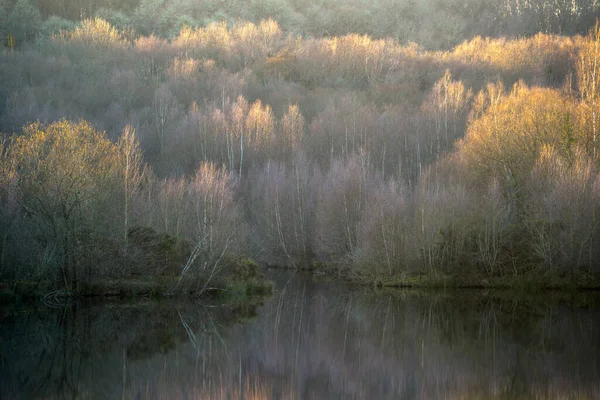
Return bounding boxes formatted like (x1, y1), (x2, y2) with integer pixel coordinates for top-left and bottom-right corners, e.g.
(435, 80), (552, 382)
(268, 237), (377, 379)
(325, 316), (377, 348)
(8, 120), (120, 289)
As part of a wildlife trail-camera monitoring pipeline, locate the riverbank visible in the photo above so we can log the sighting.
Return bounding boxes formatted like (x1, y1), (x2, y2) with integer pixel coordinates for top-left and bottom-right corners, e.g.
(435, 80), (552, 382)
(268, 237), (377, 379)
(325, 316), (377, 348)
(290, 262), (600, 292)
(0, 276), (274, 302)
(0, 259), (274, 302)
(4, 259), (599, 303)
(378, 273), (600, 291)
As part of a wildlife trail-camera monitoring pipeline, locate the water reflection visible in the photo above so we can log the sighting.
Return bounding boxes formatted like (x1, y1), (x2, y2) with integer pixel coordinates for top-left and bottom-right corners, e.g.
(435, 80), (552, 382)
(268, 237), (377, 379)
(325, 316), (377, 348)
(1, 273), (599, 399)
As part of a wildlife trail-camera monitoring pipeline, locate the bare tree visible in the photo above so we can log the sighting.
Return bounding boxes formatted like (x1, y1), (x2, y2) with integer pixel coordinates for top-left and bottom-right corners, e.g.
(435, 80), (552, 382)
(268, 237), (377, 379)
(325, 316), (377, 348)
(153, 84), (180, 156)
(576, 21), (600, 160)
(315, 154), (373, 264)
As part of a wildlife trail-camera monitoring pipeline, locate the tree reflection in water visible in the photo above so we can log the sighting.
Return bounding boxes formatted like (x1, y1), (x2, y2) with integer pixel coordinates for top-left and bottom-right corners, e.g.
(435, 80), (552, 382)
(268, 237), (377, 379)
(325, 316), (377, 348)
(1, 273), (599, 399)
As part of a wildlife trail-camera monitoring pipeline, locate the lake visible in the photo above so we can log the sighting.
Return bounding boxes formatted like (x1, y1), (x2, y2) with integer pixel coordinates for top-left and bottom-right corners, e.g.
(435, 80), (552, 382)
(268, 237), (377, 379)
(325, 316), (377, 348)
(1, 271), (599, 399)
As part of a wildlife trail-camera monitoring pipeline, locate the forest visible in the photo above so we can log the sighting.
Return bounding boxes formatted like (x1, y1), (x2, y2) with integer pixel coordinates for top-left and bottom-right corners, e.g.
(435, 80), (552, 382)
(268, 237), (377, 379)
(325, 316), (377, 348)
(3, 0), (600, 49)
(1, 0), (600, 294)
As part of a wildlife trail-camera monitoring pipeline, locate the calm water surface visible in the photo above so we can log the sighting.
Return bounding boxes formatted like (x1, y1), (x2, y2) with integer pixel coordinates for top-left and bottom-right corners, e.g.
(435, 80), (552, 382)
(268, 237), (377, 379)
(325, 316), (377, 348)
(1, 272), (599, 399)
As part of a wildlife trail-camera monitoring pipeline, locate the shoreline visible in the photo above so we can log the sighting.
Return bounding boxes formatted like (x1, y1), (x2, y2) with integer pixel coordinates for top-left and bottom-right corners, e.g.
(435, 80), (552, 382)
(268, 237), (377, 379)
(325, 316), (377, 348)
(0, 275), (275, 302)
(276, 263), (600, 292)
(3, 264), (600, 302)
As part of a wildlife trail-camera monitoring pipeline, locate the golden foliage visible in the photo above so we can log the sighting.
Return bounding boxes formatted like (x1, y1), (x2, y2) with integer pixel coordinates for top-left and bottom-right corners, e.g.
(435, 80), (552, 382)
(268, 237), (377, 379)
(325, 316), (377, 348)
(11, 120), (118, 188)
(448, 33), (579, 83)
(246, 99), (275, 148)
(166, 56), (200, 79)
(54, 18), (128, 48)
(576, 21), (600, 103)
(457, 83), (580, 185)
(171, 19), (281, 68)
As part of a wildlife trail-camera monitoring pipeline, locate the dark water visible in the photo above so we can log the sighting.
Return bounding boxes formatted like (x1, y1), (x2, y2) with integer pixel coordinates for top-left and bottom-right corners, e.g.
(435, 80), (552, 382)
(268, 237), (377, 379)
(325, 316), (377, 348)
(1, 273), (600, 399)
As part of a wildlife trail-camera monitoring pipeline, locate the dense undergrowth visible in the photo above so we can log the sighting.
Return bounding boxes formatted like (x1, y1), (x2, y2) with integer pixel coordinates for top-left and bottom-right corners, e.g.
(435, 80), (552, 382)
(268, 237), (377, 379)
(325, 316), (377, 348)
(2, 5), (600, 292)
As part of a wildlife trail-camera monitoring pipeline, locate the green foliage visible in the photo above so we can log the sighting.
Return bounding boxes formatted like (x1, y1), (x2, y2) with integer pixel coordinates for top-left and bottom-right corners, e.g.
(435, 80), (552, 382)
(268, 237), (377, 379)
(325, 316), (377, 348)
(166, 15), (200, 39)
(95, 8), (132, 31)
(249, 0), (293, 25)
(230, 258), (263, 281)
(0, 3), (8, 47)
(132, 0), (164, 36)
(5, 0), (40, 46)
(39, 16), (76, 38)
(127, 226), (191, 275)
(220, 257), (273, 297)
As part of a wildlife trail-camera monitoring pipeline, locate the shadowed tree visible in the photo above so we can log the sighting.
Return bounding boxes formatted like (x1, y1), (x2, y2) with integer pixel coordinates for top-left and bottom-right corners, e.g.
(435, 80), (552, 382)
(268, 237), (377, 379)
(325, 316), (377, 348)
(315, 154), (374, 264)
(133, 0), (164, 36)
(526, 145), (600, 271)
(5, 0), (40, 47)
(39, 16), (76, 38)
(0, 137), (19, 274)
(248, 152), (318, 266)
(357, 179), (411, 275)
(153, 84), (181, 158)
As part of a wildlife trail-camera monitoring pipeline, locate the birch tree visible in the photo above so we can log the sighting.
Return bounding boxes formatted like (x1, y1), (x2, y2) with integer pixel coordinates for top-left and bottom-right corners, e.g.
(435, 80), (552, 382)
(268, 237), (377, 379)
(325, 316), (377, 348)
(576, 21), (600, 160)
(117, 125), (145, 246)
